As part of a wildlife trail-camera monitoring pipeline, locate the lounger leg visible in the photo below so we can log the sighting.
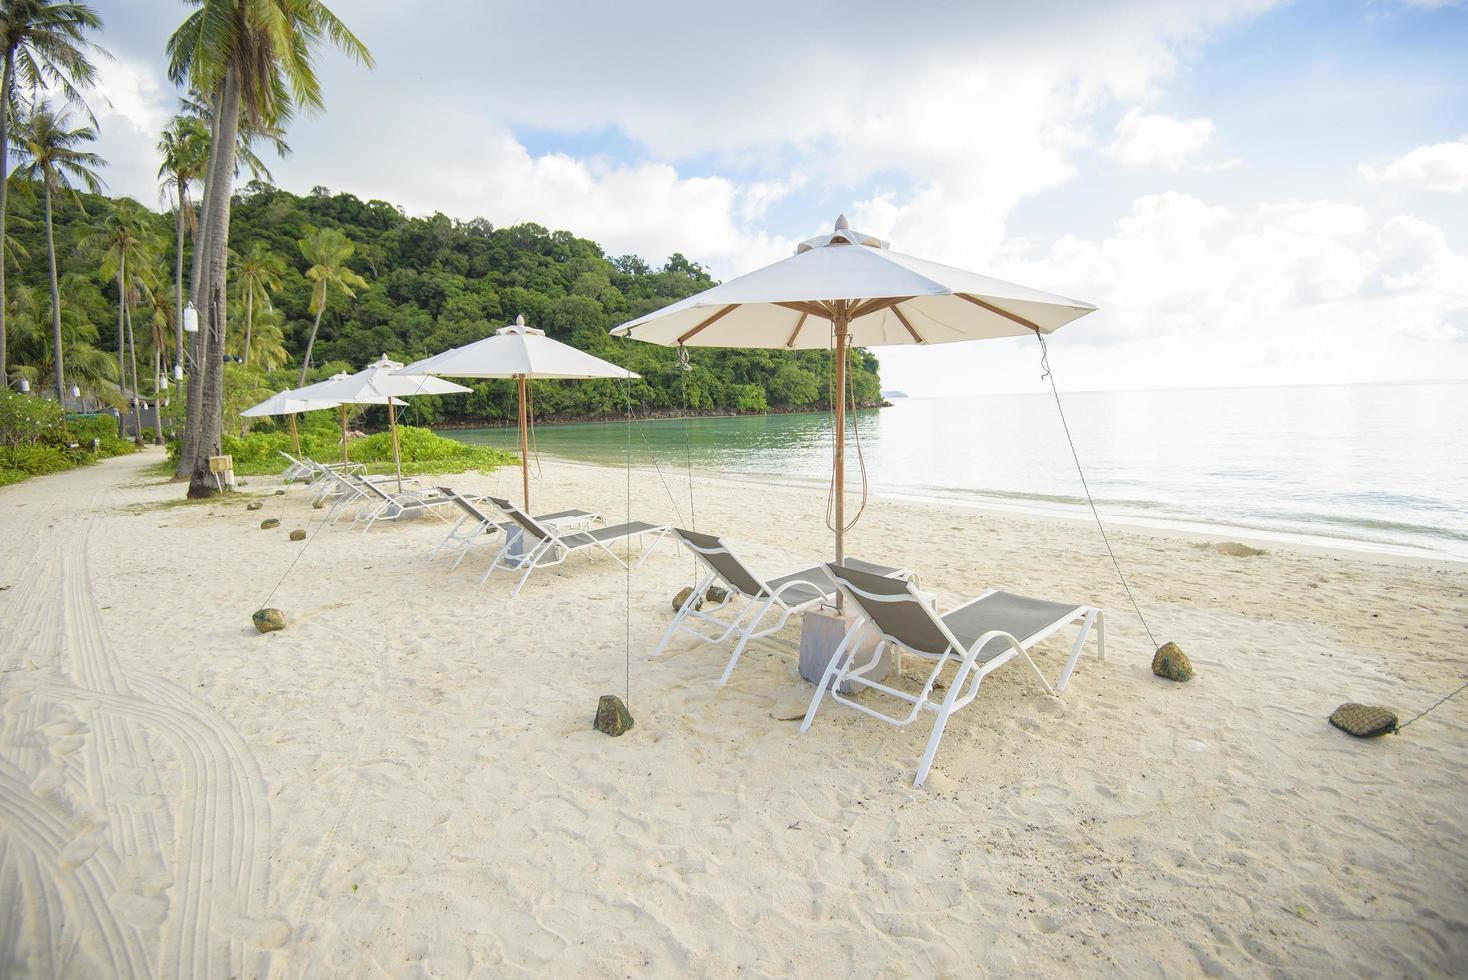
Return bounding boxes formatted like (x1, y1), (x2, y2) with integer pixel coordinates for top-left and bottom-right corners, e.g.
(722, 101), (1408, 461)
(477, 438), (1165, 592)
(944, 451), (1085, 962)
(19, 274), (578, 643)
(431, 516), (471, 561)
(479, 535), (517, 586)
(719, 595), (779, 686)
(1055, 609), (1097, 693)
(799, 617), (865, 734)
(1096, 610), (1106, 661)
(914, 665), (975, 788)
(654, 571), (718, 657)
(634, 528), (671, 568)
(511, 541), (555, 598)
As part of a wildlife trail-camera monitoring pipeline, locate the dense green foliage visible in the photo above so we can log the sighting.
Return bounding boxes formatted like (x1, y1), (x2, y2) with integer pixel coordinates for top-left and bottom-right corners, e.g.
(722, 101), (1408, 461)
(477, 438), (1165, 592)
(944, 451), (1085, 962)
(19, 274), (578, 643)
(163, 407), (516, 478)
(4, 180), (883, 427)
(0, 391), (136, 486)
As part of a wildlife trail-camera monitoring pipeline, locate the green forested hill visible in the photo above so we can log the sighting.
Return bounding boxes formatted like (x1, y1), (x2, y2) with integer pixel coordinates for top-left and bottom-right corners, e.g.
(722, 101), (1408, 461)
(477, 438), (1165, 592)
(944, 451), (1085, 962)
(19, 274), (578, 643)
(4, 179), (882, 426)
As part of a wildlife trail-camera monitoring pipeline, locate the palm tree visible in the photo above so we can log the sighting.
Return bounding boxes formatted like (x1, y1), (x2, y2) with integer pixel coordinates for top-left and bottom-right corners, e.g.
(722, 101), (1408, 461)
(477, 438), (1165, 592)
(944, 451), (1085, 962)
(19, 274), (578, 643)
(0, 0), (105, 387)
(6, 279), (116, 396)
(11, 101), (104, 408)
(87, 197), (159, 436)
(167, 0), (371, 497)
(233, 240), (283, 366)
(156, 113), (208, 375)
(296, 226), (367, 385)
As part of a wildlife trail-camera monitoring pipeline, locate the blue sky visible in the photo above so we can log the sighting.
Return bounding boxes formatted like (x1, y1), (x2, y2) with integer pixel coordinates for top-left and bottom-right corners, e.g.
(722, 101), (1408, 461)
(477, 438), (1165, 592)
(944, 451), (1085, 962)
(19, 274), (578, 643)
(89, 0), (1468, 394)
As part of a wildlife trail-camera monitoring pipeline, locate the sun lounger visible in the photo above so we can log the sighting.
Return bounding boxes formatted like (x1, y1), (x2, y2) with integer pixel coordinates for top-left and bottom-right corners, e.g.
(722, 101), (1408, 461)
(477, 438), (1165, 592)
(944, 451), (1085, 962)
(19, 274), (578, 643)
(348, 478), (459, 532)
(278, 450), (364, 484)
(314, 467), (413, 519)
(654, 528), (918, 685)
(801, 563), (1104, 787)
(429, 488), (602, 568)
(480, 496), (671, 596)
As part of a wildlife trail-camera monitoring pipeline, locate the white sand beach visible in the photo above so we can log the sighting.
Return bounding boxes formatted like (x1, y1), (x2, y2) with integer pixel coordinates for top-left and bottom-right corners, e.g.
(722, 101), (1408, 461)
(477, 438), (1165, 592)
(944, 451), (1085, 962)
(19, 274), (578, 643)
(1, 449), (1465, 976)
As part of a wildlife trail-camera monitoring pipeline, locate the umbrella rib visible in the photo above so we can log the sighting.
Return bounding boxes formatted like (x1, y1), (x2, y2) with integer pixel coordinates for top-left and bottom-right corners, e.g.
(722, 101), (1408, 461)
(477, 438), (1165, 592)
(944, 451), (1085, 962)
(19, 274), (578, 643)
(889, 302), (925, 344)
(847, 296), (908, 319)
(785, 313), (809, 348)
(774, 300), (834, 319)
(677, 304), (738, 345)
(956, 293), (1044, 333)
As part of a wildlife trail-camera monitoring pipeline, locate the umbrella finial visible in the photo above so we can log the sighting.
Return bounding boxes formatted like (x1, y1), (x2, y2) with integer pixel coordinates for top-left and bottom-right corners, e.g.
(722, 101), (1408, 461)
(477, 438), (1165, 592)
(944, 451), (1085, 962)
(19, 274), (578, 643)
(515, 313), (526, 329)
(834, 214), (850, 231)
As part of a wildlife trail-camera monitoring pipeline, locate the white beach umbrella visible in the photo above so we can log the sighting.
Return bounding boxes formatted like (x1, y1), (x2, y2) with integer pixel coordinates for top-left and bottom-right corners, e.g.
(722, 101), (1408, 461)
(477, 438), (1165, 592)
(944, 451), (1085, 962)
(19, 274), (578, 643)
(301, 358), (471, 490)
(610, 216), (1098, 567)
(240, 389), (341, 456)
(396, 315), (638, 510)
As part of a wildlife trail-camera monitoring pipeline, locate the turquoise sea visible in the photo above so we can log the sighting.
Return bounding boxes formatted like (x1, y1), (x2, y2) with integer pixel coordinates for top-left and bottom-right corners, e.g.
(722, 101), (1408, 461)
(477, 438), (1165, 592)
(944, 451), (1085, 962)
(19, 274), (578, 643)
(441, 381), (1468, 561)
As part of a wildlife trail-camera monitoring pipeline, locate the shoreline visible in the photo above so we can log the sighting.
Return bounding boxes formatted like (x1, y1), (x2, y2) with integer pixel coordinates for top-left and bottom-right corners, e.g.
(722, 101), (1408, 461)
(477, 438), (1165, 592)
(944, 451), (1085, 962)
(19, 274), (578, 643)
(495, 453), (1468, 570)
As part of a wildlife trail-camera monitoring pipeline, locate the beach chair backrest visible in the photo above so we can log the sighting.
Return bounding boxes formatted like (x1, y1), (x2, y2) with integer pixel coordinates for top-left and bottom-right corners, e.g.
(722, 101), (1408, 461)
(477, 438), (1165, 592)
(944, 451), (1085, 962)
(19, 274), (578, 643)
(356, 477), (393, 501)
(673, 529), (766, 597)
(828, 563), (953, 656)
(438, 487), (493, 525)
(487, 496), (551, 542)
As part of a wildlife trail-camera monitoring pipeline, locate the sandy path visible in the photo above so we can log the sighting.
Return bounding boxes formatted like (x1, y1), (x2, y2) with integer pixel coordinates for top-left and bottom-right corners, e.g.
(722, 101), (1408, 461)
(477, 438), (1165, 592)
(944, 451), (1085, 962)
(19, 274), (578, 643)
(1, 449), (1465, 976)
(0, 452), (282, 977)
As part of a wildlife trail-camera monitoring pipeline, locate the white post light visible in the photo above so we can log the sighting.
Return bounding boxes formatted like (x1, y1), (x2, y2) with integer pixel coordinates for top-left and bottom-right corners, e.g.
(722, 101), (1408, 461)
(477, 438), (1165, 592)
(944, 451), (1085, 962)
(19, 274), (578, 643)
(69, 385), (80, 398)
(18, 378), (30, 393)
(173, 363), (184, 381)
(183, 302), (199, 334)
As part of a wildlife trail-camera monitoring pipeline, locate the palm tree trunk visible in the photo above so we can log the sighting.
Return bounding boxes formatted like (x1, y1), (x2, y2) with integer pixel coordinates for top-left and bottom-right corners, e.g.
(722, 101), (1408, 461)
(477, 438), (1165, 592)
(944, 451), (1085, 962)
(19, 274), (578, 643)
(242, 286), (253, 367)
(153, 340), (164, 445)
(298, 301), (326, 387)
(178, 96), (224, 478)
(173, 188), (186, 374)
(188, 73), (242, 498)
(125, 296), (142, 440)
(44, 183), (65, 409)
(0, 50), (13, 387)
(116, 259), (126, 429)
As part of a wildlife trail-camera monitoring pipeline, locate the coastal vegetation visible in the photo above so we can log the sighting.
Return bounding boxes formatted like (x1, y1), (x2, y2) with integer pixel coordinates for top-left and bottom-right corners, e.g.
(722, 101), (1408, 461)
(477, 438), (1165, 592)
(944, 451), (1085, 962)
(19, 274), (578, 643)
(0, 388), (135, 486)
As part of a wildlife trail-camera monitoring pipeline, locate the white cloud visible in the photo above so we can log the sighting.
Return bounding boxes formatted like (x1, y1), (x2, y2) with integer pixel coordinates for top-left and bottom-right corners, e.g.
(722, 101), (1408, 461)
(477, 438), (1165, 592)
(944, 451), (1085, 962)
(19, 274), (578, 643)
(1359, 136), (1468, 193)
(877, 191), (1468, 395)
(89, 56), (171, 137)
(1105, 108), (1217, 170)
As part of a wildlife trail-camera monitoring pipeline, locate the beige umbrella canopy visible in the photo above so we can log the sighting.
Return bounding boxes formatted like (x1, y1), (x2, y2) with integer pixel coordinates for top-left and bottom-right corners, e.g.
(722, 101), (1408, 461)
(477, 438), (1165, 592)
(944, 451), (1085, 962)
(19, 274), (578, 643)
(298, 357), (470, 490)
(396, 315), (638, 511)
(239, 390), (340, 457)
(611, 216), (1098, 566)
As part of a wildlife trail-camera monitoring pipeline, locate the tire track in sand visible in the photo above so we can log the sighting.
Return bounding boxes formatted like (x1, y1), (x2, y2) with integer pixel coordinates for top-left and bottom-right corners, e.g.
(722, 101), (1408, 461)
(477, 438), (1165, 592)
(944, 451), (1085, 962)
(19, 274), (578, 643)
(0, 458), (281, 977)
(0, 760), (149, 976)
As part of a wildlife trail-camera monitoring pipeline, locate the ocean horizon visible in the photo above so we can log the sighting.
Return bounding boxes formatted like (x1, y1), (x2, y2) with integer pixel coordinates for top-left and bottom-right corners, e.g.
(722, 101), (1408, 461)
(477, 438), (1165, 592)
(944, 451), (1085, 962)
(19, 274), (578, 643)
(442, 379), (1468, 562)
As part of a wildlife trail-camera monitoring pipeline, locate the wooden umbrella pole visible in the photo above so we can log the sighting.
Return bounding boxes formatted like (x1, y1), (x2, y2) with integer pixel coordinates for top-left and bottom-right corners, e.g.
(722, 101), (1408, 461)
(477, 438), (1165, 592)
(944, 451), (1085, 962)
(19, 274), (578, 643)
(288, 412), (300, 457)
(833, 303), (848, 573)
(518, 375), (530, 511)
(339, 404), (349, 465)
(388, 399), (403, 492)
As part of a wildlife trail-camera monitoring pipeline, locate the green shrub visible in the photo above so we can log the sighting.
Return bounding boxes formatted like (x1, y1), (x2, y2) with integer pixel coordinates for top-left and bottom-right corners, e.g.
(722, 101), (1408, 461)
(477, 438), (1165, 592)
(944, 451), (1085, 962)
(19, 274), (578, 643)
(0, 391), (64, 447)
(0, 444), (73, 476)
(203, 424), (517, 477)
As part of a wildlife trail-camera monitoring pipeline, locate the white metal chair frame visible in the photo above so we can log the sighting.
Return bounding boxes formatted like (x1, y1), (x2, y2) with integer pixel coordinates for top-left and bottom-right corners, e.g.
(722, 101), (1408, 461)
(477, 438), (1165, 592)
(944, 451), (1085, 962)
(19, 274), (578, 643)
(480, 497), (671, 597)
(348, 478), (458, 533)
(801, 570), (1104, 787)
(314, 468), (410, 521)
(428, 489), (602, 570)
(278, 450), (364, 485)
(654, 531), (917, 686)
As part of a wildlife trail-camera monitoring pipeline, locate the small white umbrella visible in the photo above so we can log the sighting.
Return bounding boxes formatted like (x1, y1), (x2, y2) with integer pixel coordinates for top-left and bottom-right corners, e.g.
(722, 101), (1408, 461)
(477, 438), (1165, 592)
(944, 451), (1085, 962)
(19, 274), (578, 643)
(300, 358), (470, 490)
(240, 389), (340, 457)
(396, 315), (638, 511)
(611, 216), (1098, 567)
